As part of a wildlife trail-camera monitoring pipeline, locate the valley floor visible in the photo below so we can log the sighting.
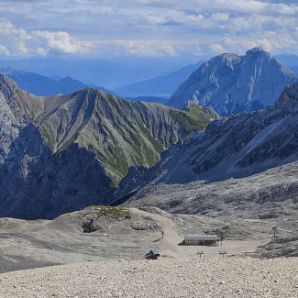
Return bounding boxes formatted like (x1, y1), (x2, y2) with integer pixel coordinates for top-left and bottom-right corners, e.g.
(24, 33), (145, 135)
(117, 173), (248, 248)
(0, 206), (297, 297)
(0, 257), (298, 298)
(0, 206), (278, 273)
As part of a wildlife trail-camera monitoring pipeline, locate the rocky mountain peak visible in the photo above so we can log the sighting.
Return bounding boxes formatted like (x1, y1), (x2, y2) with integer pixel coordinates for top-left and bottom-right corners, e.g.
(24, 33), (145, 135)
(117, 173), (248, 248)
(245, 47), (270, 58)
(214, 53), (240, 66)
(170, 48), (297, 115)
(0, 74), (18, 98)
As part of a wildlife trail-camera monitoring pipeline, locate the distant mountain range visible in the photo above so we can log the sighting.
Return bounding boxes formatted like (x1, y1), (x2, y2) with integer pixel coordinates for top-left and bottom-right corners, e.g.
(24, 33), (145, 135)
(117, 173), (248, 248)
(0, 56), (192, 89)
(273, 54), (298, 77)
(0, 68), (107, 96)
(125, 96), (169, 105)
(115, 62), (201, 99)
(275, 54), (298, 67)
(2, 53), (297, 106)
(170, 48), (297, 115)
(0, 75), (215, 219)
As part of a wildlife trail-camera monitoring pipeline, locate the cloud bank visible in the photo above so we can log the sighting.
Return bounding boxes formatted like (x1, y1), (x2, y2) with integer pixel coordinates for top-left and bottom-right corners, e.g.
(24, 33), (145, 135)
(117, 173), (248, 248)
(0, 0), (297, 58)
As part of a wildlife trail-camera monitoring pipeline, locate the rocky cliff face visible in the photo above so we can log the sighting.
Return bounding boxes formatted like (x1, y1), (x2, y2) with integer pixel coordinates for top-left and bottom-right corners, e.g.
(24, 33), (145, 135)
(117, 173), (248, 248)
(0, 75), (214, 219)
(170, 48), (297, 115)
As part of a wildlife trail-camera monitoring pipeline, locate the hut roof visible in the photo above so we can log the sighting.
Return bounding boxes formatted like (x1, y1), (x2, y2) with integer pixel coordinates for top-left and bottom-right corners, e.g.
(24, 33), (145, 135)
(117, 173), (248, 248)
(184, 235), (219, 241)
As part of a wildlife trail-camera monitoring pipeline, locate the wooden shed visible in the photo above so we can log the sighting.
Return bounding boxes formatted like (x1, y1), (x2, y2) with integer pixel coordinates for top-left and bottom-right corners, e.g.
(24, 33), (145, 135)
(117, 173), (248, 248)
(182, 235), (219, 246)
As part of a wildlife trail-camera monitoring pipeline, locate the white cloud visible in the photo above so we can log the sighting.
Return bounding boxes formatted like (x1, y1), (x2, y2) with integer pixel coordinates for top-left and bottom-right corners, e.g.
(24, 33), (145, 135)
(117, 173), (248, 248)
(0, 43), (9, 55)
(255, 39), (273, 52)
(33, 31), (88, 54)
(0, 0), (298, 58)
(36, 47), (49, 56)
(0, 19), (89, 57)
(0, 20), (31, 56)
(93, 40), (177, 57)
(210, 43), (225, 53)
(211, 13), (230, 22)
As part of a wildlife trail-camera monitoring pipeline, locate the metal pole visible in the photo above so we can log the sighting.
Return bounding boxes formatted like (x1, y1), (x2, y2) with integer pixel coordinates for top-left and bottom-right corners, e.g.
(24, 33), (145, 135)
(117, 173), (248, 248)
(273, 227), (277, 239)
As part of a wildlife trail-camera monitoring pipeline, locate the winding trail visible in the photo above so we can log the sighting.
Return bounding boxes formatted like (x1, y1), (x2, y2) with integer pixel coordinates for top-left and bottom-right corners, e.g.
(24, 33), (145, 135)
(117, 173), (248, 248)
(131, 208), (182, 255)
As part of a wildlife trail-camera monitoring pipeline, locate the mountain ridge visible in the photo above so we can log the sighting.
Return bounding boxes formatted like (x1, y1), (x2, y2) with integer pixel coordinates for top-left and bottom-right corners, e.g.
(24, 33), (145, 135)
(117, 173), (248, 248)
(117, 81), (298, 206)
(0, 75), (215, 219)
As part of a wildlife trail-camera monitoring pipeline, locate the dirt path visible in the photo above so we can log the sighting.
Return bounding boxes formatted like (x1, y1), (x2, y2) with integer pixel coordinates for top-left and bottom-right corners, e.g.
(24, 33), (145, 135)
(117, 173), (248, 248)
(131, 208), (182, 255)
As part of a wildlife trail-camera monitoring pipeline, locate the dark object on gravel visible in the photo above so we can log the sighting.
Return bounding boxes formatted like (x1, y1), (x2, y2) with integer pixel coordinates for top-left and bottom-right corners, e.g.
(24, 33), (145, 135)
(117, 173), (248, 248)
(145, 249), (160, 260)
(82, 218), (97, 233)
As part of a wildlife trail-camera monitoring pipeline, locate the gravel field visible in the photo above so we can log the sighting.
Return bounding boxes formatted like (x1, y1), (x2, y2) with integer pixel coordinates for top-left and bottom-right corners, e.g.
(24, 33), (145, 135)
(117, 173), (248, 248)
(0, 257), (298, 298)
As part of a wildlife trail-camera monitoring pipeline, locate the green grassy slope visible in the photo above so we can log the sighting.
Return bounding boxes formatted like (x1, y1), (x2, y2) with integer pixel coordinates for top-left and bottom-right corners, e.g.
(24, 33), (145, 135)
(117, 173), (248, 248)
(36, 89), (216, 185)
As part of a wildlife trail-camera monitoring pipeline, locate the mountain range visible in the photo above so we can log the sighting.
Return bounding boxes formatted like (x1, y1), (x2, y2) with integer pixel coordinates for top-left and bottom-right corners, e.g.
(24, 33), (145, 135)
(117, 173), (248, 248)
(0, 74), (216, 219)
(170, 48), (297, 115)
(275, 54), (298, 68)
(115, 62), (201, 99)
(0, 68), (107, 96)
(115, 53), (298, 105)
(0, 56), (192, 89)
(2, 51), (297, 110)
(1, 47), (298, 221)
(117, 81), (298, 214)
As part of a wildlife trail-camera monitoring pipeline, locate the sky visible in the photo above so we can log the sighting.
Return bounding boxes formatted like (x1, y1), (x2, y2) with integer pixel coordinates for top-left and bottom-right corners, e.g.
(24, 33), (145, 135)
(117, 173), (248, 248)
(0, 0), (298, 60)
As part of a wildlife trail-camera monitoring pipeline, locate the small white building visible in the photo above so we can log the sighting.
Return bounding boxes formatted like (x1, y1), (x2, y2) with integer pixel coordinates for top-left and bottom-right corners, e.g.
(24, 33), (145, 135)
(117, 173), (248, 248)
(182, 234), (219, 245)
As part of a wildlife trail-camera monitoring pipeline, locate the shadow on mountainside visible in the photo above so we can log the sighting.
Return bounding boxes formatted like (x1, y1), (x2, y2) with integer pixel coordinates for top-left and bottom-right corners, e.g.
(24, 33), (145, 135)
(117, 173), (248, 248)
(0, 124), (114, 219)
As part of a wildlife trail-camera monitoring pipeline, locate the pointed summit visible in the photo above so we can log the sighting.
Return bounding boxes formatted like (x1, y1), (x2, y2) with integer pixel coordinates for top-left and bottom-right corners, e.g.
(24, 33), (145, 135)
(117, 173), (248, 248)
(0, 74), (16, 89)
(0, 74), (21, 99)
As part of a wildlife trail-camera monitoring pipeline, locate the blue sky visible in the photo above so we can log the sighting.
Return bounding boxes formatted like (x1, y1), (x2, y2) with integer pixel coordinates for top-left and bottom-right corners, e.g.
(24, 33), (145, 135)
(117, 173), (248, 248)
(0, 0), (297, 59)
